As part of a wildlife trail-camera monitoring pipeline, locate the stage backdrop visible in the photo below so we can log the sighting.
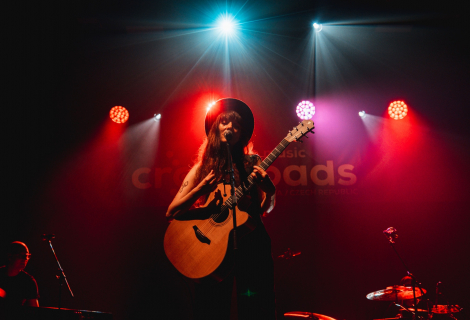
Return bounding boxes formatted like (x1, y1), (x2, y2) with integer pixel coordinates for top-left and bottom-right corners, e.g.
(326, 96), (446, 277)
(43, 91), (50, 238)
(3, 3), (470, 320)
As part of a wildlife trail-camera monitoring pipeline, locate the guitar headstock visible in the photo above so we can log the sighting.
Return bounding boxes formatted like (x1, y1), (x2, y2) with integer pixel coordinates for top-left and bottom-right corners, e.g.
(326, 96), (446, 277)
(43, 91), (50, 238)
(285, 119), (315, 142)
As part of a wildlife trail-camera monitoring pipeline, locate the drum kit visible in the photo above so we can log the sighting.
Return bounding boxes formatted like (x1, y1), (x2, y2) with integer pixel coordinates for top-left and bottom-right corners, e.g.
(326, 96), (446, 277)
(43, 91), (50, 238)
(365, 284), (462, 320)
(283, 228), (464, 320)
(284, 298), (463, 320)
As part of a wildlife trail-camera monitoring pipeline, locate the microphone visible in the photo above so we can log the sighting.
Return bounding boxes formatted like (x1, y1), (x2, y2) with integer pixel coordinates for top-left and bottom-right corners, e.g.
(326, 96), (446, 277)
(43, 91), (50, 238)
(41, 234), (56, 241)
(383, 227), (398, 243)
(224, 130), (233, 142)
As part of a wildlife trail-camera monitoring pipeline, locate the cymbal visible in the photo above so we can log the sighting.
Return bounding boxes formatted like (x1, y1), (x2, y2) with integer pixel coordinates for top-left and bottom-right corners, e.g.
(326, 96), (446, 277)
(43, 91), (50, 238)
(432, 305), (461, 314)
(284, 311), (337, 320)
(367, 285), (426, 301)
(403, 308), (428, 312)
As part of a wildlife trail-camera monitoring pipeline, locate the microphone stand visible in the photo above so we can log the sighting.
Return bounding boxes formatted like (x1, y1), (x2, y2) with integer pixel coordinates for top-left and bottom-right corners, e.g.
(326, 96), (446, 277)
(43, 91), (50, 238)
(44, 236), (74, 310)
(225, 141), (238, 251)
(383, 228), (429, 320)
(225, 140), (239, 319)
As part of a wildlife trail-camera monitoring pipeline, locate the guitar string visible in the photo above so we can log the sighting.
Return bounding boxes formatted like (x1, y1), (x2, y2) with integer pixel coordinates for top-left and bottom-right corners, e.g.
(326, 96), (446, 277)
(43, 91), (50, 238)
(199, 183), (247, 234)
(199, 140), (290, 234)
(198, 139), (291, 235)
(199, 145), (283, 234)
(200, 130), (315, 235)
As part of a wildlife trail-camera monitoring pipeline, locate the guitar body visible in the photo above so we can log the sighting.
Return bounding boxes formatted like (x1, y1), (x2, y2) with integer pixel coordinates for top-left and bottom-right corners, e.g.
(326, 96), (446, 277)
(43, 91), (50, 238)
(164, 184), (254, 281)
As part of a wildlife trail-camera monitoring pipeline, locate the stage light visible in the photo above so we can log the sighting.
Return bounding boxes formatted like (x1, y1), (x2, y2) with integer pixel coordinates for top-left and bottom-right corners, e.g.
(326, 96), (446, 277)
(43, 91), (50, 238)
(388, 101), (408, 120)
(313, 23), (322, 32)
(153, 113), (161, 121)
(359, 111), (366, 118)
(207, 101), (216, 112)
(217, 14), (237, 36)
(109, 106), (129, 124)
(296, 100), (315, 120)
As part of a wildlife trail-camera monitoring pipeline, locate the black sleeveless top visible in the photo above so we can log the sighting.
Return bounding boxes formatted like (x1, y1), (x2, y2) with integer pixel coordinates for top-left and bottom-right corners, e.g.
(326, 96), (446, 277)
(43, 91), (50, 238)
(234, 154), (272, 249)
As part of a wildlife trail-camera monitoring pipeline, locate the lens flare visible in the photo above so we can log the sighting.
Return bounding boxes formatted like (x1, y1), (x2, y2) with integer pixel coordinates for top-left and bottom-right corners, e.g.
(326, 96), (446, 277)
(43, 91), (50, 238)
(388, 101), (408, 120)
(217, 15), (237, 36)
(109, 106), (129, 124)
(207, 101), (216, 112)
(296, 101), (315, 120)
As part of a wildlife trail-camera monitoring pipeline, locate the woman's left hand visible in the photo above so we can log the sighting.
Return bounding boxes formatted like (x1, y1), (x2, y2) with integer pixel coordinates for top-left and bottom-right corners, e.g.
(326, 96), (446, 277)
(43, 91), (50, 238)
(250, 166), (276, 195)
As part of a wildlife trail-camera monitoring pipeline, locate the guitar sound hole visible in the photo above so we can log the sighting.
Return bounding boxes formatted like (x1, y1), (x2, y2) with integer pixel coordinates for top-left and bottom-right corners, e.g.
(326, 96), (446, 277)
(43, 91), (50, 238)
(212, 208), (230, 224)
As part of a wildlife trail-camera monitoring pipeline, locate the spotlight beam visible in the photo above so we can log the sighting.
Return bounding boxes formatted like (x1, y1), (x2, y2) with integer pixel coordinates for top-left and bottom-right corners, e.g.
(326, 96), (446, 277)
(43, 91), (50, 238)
(159, 38), (222, 109)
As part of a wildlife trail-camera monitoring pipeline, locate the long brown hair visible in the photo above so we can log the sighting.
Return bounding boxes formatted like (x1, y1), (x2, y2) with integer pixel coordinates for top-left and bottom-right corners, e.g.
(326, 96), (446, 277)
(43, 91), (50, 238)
(194, 111), (254, 200)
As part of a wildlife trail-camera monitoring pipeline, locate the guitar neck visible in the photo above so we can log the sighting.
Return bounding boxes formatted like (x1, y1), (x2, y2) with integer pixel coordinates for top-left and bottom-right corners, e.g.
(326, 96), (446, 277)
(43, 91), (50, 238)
(222, 138), (290, 209)
(211, 119), (313, 221)
(259, 138), (290, 171)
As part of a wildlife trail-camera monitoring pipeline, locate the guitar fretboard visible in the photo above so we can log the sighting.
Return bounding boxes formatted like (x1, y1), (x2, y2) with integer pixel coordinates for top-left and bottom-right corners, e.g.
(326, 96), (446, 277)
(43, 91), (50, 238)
(219, 138), (290, 213)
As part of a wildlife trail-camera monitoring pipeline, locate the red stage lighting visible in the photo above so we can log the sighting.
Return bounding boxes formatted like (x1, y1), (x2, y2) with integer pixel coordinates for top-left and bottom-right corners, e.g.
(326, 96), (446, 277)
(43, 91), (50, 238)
(207, 101), (216, 112)
(388, 101), (408, 120)
(110, 106), (129, 124)
(296, 100), (315, 120)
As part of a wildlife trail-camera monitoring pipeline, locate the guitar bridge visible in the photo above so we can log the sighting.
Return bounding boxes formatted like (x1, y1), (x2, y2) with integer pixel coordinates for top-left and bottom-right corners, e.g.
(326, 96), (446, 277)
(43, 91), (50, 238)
(193, 226), (211, 245)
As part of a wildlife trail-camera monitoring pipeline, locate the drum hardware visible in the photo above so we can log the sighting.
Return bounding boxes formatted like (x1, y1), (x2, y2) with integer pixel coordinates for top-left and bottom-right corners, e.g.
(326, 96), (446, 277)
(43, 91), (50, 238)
(432, 305), (461, 314)
(284, 311), (337, 319)
(277, 248), (301, 260)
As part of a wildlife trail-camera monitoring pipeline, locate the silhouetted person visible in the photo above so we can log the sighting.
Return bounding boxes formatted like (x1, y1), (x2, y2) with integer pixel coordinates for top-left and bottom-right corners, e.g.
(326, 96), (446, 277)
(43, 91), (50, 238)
(0, 241), (39, 307)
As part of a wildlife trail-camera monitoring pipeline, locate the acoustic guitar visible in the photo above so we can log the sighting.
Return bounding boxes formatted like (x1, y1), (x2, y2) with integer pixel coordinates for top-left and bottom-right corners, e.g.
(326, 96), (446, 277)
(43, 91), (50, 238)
(164, 119), (314, 280)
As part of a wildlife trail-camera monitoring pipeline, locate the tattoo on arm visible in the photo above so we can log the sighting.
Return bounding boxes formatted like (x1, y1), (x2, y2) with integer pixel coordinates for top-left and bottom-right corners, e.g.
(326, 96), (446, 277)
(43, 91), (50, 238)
(179, 181), (189, 193)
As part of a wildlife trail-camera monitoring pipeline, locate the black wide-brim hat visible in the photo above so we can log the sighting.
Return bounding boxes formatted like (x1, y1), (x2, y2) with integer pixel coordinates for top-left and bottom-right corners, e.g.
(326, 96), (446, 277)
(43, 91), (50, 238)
(204, 98), (254, 140)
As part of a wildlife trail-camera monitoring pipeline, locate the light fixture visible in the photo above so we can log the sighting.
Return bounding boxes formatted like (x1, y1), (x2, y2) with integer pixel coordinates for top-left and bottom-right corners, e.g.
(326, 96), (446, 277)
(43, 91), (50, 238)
(388, 101), (408, 120)
(296, 100), (315, 120)
(217, 14), (237, 36)
(313, 23), (322, 32)
(110, 106), (129, 124)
